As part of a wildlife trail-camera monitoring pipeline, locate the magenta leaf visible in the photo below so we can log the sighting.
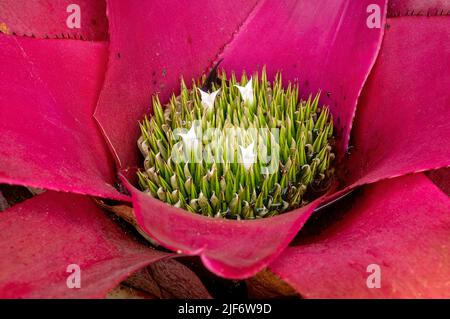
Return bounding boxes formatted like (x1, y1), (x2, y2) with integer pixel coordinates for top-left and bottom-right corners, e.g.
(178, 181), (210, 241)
(0, 0), (108, 40)
(95, 0), (260, 168)
(0, 191), (171, 298)
(218, 0), (387, 156)
(0, 35), (125, 200)
(343, 17), (450, 189)
(270, 173), (450, 298)
(125, 177), (320, 279)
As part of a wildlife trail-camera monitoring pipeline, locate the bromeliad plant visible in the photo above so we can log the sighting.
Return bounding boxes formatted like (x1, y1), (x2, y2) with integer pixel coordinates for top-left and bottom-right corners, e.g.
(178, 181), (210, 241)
(137, 71), (334, 219)
(1, 0), (449, 299)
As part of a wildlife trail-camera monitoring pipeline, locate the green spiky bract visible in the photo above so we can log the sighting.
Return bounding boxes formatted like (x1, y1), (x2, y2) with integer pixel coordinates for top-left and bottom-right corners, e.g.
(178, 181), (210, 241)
(137, 69), (335, 220)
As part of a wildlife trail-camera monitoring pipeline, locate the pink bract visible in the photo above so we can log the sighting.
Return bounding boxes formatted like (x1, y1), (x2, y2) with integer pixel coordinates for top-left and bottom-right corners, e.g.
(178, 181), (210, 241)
(269, 173), (450, 298)
(269, 16), (450, 297)
(0, 34), (125, 200)
(0, 191), (170, 298)
(342, 17), (450, 188)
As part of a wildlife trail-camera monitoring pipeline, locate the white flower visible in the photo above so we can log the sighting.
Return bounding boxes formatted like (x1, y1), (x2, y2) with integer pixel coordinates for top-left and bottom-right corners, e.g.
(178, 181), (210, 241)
(178, 123), (199, 152)
(197, 88), (220, 110)
(239, 142), (256, 170)
(235, 77), (254, 105)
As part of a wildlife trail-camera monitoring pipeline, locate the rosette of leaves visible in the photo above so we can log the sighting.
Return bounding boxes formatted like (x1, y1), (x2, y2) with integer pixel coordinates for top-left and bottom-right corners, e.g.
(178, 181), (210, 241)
(137, 69), (334, 219)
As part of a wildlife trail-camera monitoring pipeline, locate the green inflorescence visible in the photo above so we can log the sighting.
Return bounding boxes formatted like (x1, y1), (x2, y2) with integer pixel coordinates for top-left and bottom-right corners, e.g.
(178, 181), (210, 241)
(137, 69), (335, 220)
